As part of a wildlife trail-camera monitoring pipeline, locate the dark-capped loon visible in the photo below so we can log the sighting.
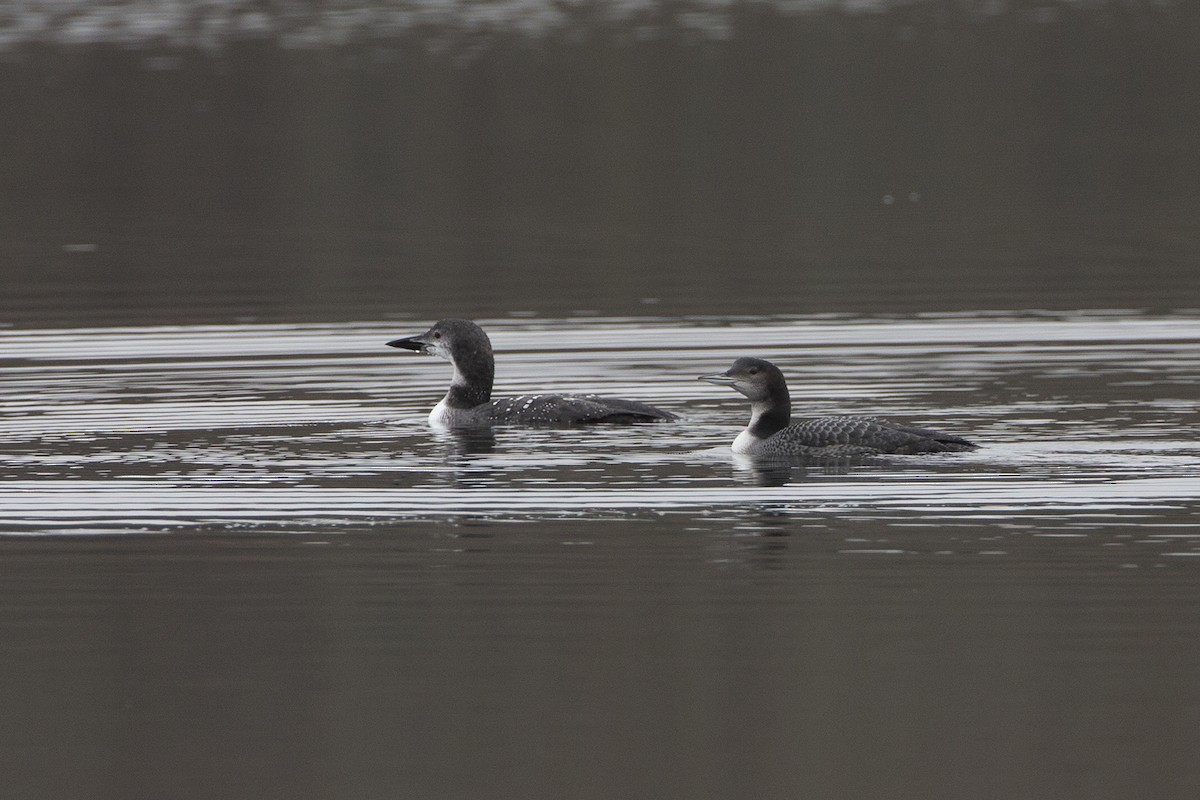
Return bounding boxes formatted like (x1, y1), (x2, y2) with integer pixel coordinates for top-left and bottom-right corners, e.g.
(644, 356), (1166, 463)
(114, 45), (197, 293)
(700, 357), (977, 457)
(388, 319), (678, 427)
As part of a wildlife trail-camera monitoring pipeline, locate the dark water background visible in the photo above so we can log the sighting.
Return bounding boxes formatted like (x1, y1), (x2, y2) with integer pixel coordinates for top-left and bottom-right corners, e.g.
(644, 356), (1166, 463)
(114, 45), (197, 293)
(2, 3), (1200, 799)
(4, 1), (1200, 324)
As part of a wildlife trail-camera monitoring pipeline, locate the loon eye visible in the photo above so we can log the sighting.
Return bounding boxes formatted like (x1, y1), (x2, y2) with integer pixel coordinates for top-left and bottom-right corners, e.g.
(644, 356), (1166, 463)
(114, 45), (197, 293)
(432, 331), (442, 340)
(747, 367), (758, 375)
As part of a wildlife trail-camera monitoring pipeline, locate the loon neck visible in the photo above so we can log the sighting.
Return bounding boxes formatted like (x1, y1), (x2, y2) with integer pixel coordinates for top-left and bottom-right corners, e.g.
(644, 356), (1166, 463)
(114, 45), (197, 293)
(443, 348), (494, 409)
(746, 383), (790, 439)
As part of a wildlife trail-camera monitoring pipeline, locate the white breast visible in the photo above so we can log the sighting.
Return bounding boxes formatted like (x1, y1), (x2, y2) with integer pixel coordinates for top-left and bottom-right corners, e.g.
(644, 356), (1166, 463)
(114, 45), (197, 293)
(731, 428), (760, 454)
(429, 398), (451, 426)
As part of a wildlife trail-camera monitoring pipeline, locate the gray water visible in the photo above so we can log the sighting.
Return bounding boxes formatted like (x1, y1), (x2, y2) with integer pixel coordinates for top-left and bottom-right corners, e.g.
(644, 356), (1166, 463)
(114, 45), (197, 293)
(3, 312), (1199, 798)
(5, 2), (1200, 798)
(3, 313), (1198, 532)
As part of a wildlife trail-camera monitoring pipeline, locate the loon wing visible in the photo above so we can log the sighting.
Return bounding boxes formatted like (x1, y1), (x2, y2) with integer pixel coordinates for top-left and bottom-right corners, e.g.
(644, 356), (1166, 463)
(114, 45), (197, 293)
(784, 416), (976, 454)
(488, 394), (677, 425)
(879, 421), (977, 452)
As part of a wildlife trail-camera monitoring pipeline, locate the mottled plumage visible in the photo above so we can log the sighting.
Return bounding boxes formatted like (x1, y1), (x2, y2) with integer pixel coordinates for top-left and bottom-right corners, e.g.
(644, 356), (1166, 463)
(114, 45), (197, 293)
(742, 415), (975, 457)
(700, 357), (976, 458)
(485, 393), (676, 425)
(388, 319), (677, 427)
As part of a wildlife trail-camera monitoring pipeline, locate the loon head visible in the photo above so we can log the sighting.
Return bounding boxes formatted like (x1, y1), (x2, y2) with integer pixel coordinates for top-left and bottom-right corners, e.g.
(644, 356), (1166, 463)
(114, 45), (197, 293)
(700, 357), (791, 438)
(699, 357), (788, 403)
(387, 318), (492, 364)
(387, 319), (495, 406)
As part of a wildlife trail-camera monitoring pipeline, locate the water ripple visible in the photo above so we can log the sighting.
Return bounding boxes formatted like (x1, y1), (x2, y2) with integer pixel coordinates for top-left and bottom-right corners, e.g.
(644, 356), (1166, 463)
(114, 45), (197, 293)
(2, 311), (1198, 538)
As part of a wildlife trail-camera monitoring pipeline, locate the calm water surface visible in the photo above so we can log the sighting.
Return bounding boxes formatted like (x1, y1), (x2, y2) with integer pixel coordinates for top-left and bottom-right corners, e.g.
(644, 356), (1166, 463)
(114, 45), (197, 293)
(2, 311), (1198, 798)
(3, 312), (1197, 533)
(4, 3), (1200, 795)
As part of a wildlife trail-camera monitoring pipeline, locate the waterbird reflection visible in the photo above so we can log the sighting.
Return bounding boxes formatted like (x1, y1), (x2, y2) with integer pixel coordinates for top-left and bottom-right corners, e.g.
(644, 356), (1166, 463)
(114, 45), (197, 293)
(731, 453), (867, 487)
(429, 425), (497, 458)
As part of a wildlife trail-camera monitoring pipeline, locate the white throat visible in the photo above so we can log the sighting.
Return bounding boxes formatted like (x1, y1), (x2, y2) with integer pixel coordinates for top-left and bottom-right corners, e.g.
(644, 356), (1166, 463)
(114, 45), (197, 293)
(730, 400), (772, 454)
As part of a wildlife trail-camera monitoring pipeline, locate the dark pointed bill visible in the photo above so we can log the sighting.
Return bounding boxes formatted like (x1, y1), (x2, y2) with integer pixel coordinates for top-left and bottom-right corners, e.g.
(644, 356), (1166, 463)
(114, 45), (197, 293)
(386, 335), (427, 352)
(698, 371), (736, 386)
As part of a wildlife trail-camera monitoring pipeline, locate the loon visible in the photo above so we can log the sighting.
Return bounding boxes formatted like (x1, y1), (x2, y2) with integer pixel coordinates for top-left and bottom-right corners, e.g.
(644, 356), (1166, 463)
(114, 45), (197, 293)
(700, 357), (977, 458)
(388, 319), (678, 427)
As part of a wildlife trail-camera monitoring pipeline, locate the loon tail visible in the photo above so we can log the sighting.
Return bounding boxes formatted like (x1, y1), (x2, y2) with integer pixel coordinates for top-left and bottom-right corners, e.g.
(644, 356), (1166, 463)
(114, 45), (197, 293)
(885, 422), (977, 453)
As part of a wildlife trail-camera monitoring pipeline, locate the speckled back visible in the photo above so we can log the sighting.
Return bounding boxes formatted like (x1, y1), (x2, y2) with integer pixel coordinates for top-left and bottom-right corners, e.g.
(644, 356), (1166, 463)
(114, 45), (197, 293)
(486, 394), (678, 426)
(747, 415), (976, 457)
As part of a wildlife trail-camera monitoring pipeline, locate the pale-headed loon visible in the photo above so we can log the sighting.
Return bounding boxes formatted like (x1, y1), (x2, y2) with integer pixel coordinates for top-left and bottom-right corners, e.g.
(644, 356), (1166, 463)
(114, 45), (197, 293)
(388, 319), (678, 427)
(700, 357), (977, 457)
